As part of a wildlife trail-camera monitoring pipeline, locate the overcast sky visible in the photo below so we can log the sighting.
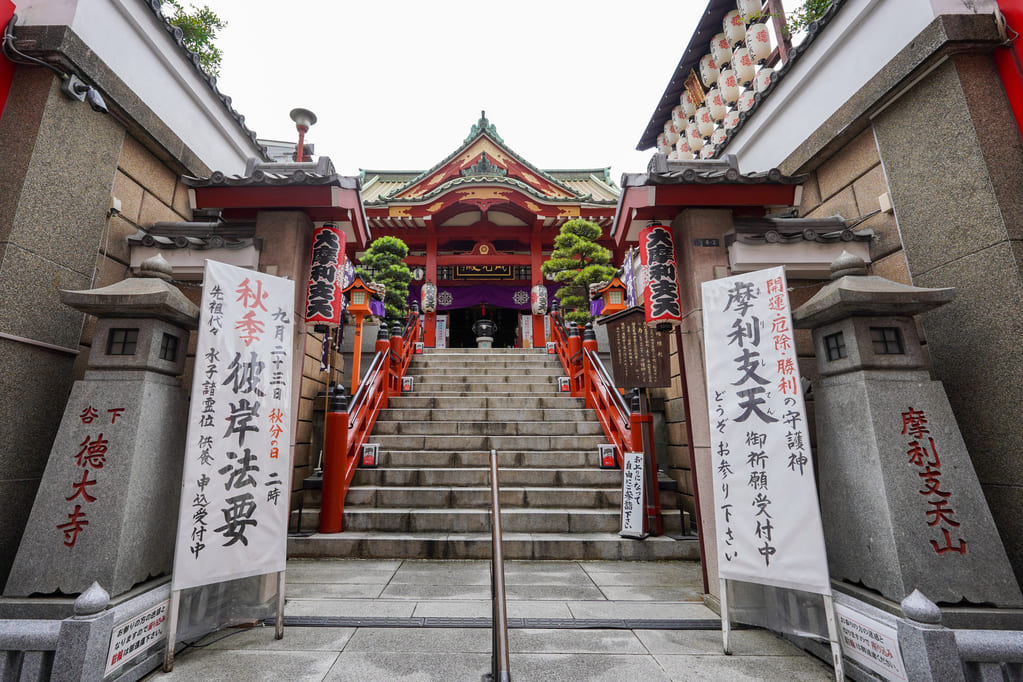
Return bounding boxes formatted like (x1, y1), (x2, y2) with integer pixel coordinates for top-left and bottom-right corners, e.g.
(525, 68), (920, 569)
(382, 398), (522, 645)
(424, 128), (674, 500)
(201, 0), (700, 184)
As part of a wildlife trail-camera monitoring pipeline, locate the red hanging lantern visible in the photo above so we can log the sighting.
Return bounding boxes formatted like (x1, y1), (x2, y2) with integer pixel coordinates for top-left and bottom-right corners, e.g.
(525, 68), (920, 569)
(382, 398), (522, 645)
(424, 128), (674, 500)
(304, 223), (346, 325)
(638, 224), (683, 330)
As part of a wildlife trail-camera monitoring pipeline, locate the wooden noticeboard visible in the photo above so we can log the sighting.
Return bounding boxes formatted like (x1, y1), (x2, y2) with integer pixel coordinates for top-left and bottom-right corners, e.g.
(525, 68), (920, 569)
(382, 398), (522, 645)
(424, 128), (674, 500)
(598, 306), (671, 388)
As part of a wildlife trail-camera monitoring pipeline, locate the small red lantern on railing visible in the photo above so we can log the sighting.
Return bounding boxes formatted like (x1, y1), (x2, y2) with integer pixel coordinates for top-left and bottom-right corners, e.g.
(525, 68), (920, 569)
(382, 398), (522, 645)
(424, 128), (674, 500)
(638, 223), (683, 331)
(593, 275), (629, 316)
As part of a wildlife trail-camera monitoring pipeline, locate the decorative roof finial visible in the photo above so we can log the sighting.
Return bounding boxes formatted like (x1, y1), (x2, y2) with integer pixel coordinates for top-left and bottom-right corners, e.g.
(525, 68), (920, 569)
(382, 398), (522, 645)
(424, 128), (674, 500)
(464, 110), (504, 145)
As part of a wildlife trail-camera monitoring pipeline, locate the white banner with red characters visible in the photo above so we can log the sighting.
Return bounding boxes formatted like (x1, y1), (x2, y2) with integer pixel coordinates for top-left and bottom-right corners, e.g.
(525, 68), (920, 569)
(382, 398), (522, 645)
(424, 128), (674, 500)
(638, 224), (683, 328)
(304, 224), (346, 325)
(702, 266), (831, 594)
(172, 260), (294, 591)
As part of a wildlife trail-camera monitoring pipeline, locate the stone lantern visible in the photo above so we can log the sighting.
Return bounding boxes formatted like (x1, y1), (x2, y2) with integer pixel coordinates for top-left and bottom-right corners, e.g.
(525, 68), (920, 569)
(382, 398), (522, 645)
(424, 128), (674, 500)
(592, 275), (629, 316)
(792, 252), (1022, 607)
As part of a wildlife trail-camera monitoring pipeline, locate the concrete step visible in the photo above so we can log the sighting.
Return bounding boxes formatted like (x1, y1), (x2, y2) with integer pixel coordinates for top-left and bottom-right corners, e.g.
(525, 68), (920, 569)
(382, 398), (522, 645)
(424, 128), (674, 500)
(372, 434), (607, 451)
(351, 466), (620, 488)
(387, 396), (586, 409)
(378, 408), (597, 423)
(344, 486), (621, 509)
(374, 449), (606, 469)
(288, 531), (700, 561)
(371, 420), (604, 436)
(412, 373), (559, 383)
(408, 363), (562, 375)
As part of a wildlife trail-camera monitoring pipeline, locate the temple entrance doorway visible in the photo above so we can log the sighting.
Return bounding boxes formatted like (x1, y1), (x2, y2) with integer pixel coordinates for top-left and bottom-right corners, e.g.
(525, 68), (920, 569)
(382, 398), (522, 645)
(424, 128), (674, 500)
(448, 305), (519, 348)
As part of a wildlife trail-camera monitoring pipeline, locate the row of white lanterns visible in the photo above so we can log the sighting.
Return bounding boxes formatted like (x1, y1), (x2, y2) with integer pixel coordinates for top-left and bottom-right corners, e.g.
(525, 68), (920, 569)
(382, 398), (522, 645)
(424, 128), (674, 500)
(656, 1), (777, 160)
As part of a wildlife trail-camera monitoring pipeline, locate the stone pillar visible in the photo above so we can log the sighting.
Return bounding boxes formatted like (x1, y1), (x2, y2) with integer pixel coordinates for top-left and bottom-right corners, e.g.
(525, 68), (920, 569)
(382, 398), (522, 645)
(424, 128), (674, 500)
(670, 208), (735, 601)
(793, 253), (1022, 606)
(4, 256), (198, 597)
(872, 54), (1023, 582)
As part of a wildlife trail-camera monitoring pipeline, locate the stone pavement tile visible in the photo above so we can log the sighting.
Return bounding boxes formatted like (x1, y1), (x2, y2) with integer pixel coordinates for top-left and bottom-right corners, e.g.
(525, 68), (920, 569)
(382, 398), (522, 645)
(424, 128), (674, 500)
(284, 598), (416, 618)
(506, 583), (606, 600)
(581, 561), (703, 583)
(508, 653), (672, 682)
(286, 560), (400, 584)
(596, 584), (705, 602)
(566, 600), (717, 620)
(410, 599), (573, 619)
(509, 628), (647, 654)
(151, 649), (340, 681)
(380, 583), (491, 600)
(340, 627), (491, 652)
(636, 628), (805, 656)
(389, 561), (490, 585)
(286, 583), (387, 599)
(653, 653), (834, 681)
(194, 624), (356, 651)
(322, 652), (491, 681)
(503, 560), (592, 580)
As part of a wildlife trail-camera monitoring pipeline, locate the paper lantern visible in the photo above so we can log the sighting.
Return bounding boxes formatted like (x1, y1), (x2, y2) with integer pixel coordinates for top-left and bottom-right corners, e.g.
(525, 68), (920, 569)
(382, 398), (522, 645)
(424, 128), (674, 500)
(723, 10), (746, 47)
(748, 22), (772, 63)
(711, 126), (728, 146)
(710, 33), (732, 69)
(421, 281), (437, 313)
(671, 105), (687, 132)
(723, 109), (740, 130)
(656, 133), (672, 155)
(305, 223), (346, 325)
(675, 136), (694, 160)
(706, 86), (726, 123)
(700, 143), (717, 159)
(663, 120), (681, 146)
(699, 54), (719, 89)
(733, 46), (755, 87)
(737, 88), (756, 113)
(696, 106), (715, 140)
(530, 284), (548, 315)
(754, 66), (775, 94)
(638, 224), (683, 329)
(685, 122), (705, 152)
(717, 69), (740, 107)
(681, 89), (698, 121)
(737, 0), (763, 24)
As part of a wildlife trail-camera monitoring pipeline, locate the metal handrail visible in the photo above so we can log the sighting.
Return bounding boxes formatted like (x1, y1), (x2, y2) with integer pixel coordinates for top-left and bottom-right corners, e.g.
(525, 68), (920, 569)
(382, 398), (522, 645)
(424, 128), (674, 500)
(587, 348), (629, 418)
(348, 350), (386, 426)
(487, 449), (511, 682)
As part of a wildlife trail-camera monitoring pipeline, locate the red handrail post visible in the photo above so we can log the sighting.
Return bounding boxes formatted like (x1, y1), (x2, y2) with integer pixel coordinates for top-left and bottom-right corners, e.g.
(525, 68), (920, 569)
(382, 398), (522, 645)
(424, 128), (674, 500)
(375, 325), (391, 403)
(567, 323), (582, 398)
(582, 323), (598, 409)
(389, 320), (403, 393)
(319, 388), (349, 533)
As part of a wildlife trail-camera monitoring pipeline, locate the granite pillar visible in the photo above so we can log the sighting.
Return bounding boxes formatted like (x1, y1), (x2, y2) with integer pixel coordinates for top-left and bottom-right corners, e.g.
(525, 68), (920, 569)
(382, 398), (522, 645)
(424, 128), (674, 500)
(0, 68), (125, 587)
(872, 54), (1023, 584)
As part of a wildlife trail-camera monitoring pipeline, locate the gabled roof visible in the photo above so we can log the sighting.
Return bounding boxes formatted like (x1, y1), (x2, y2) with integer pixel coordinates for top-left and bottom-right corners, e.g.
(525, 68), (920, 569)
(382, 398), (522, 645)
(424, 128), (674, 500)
(361, 113), (618, 207)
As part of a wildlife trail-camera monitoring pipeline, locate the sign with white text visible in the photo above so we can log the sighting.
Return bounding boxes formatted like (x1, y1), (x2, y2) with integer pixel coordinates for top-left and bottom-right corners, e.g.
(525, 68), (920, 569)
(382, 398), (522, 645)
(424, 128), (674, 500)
(702, 267), (830, 594)
(836, 603), (907, 681)
(172, 261), (295, 591)
(105, 599), (169, 676)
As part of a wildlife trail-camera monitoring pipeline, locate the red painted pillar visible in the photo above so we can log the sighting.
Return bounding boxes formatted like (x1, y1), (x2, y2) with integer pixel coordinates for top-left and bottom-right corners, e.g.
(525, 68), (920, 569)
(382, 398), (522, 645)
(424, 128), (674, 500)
(425, 232), (438, 347)
(582, 323), (598, 408)
(567, 323), (582, 397)
(0, 0), (16, 123)
(389, 320), (403, 393)
(319, 389), (349, 533)
(530, 223), (546, 347)
(375, 325), (390, 404)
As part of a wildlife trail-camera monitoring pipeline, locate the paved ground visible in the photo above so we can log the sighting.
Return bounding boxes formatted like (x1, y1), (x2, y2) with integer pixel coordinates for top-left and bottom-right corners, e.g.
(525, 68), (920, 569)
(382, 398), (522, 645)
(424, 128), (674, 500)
(147, 559), (835, 681)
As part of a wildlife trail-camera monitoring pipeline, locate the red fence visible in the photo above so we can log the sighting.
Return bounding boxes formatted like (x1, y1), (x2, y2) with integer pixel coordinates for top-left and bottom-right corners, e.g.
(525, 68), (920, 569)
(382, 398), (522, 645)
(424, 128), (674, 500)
(319, 310), (420, 533)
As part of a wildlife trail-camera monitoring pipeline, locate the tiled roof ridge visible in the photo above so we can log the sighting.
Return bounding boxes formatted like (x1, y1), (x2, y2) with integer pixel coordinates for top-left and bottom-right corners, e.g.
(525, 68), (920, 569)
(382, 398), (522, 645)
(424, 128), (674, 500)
(182, 156), (360, 189)
(627, 153), (808, 186)
(144, 0), (268, 160)
(364, 173), (617, 206)
(383, 114), (581, 201)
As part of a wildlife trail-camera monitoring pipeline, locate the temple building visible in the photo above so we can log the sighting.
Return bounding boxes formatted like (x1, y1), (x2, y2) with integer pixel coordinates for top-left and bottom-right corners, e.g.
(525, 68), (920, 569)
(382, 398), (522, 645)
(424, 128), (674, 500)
(359, 113), (620, 349)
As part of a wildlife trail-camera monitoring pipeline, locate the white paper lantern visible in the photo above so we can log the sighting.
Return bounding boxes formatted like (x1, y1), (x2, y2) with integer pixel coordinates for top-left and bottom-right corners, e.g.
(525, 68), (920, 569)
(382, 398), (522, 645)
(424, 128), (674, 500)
(663, 120), (681, 145)
(531, 284), (548, 315)
(711, 127), (728, 146)
(686, 122), (705, 152)
(656, 133), (672, 155)
(754, 66), (775, 94)
(700, 143), (717, 159)
(699, 54), (719, 89)
(675, 136), (695, 160)
(732, 46), (756, 87)
(723, 10), (746, 47)
(723, 109), (741, 130)
(681, 90), (698, 120)
(717, 69), (740, 107)
(737, 88), (756, 113)
(696, 106), (715, 140)
(748, 22), (772, 64)
(710, 33), (732, 69)
(706, 86), (727, 123)
(737, 0), (763, 24)
(671, 105), (687, 132)
(421, 281), (437, 313)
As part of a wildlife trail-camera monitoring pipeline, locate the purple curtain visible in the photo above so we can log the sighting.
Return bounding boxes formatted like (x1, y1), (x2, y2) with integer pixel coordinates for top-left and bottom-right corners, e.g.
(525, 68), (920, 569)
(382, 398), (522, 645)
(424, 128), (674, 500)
(407, 284), (556, 311)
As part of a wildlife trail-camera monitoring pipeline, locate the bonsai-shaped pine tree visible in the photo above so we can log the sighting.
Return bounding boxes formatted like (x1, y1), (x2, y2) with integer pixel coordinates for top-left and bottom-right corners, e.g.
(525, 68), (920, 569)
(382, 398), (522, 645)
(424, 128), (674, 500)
(541, 219), (617, 325)
(356, 236), (412, 323)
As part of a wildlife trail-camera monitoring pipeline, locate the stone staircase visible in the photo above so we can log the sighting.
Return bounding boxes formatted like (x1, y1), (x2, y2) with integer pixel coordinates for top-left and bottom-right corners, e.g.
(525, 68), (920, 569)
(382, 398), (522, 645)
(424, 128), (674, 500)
(288, 348), (699, 561)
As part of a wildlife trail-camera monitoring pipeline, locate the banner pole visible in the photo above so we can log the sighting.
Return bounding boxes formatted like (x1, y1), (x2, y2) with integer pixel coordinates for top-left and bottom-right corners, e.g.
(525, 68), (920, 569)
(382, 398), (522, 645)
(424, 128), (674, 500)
(719, 577), (732, 655)
(275, 570), (286, 639)
(822, 594), (844, 681)
(162, 589), (181, 672)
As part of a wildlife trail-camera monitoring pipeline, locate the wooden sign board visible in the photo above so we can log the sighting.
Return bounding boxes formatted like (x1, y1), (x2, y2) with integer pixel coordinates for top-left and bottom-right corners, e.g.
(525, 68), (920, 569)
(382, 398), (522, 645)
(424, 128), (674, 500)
(598, 306), (671, 388)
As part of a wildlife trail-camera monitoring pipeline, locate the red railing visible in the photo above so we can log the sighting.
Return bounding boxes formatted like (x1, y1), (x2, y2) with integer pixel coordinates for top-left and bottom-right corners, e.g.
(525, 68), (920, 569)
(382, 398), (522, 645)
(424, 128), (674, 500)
(319, 310), (420, 533)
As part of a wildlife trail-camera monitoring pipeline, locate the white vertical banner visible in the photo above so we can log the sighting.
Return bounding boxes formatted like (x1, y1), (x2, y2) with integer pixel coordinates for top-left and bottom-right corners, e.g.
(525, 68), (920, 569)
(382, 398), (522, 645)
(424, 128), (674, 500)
(702, 266), (830, 594)
(172, 260), (295, 591)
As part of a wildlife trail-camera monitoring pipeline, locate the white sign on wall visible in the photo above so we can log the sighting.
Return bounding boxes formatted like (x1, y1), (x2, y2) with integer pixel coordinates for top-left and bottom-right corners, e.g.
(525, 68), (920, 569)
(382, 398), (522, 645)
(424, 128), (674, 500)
(105, 599), (169, 676)
(620, 451), (645, 539)
(172, 260), (295, 591)
(702, 266), (830, 594)
(835, 603), (907, 681)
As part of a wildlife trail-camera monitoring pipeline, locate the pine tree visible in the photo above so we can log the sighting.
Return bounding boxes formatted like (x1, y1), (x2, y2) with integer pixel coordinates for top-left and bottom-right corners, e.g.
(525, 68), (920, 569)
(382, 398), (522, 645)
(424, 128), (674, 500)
(356, 236), (412, 323)
(541, 219), (617, 325)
